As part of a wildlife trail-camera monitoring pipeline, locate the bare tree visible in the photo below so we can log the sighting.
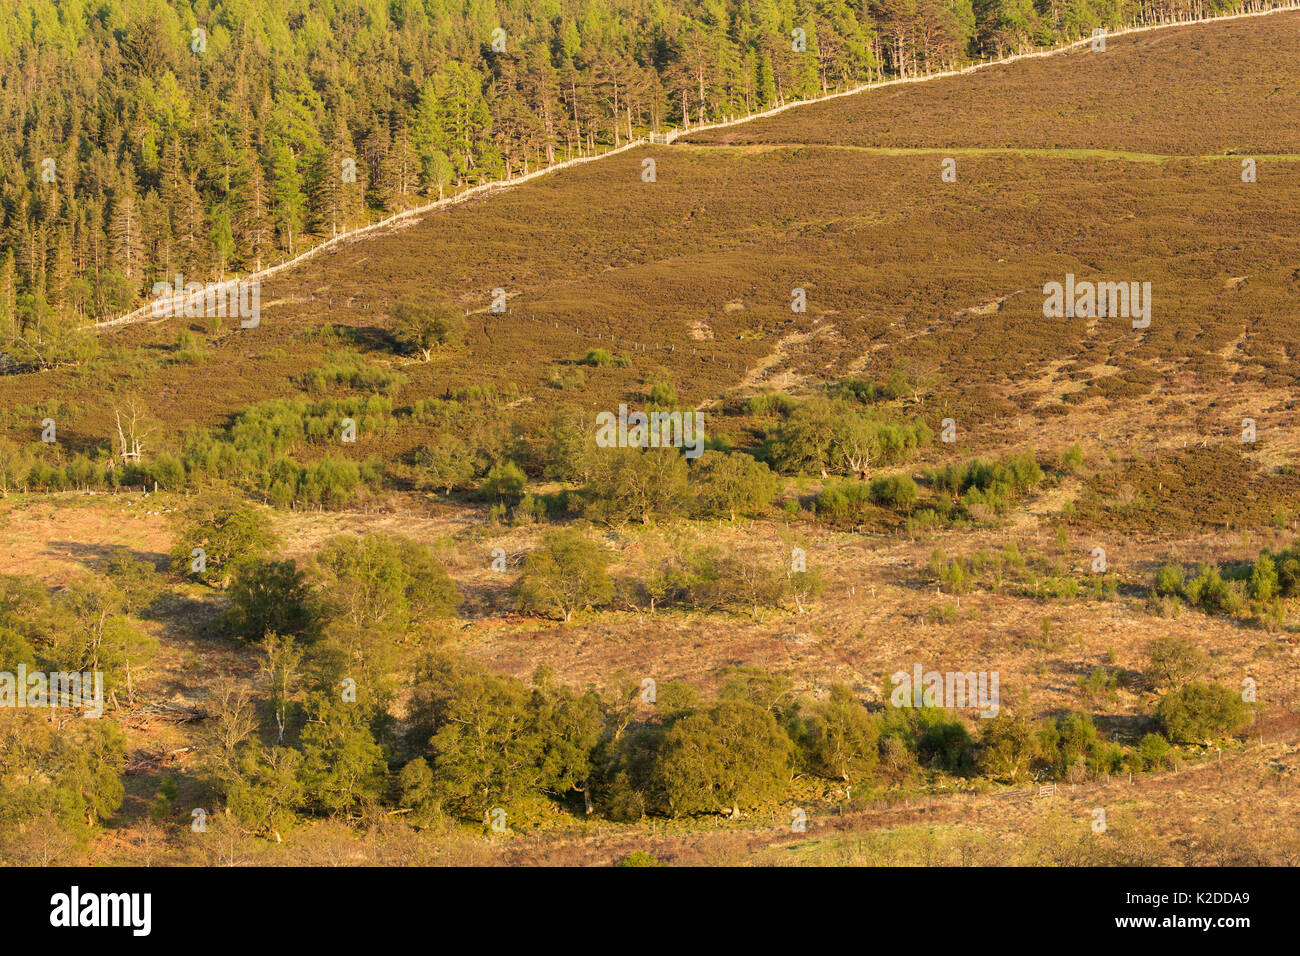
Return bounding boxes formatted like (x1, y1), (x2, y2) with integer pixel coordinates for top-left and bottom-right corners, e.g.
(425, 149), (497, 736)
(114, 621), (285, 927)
(204, 679), (259, 781)
(114, 397), (152, 462)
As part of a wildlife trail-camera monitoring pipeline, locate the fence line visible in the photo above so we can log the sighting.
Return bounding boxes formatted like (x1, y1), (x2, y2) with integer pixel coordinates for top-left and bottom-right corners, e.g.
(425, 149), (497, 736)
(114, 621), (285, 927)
(679, 1), (1300, 144)
(92, 0), (1300, 332)
(302, 302), (746, 370)
(93, 140), (649, 330)
(512, 312), (744, 370)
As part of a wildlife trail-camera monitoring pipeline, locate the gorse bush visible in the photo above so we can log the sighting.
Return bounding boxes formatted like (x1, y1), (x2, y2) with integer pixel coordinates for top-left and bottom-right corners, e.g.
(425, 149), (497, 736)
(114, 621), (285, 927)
(189, 395), (397, 463)
(579, 348), (629, 368)
(929, 449), (1044, 513)
(174, 328), (207, 363)
(1274, 548), (1300, 597)
(1154, 561), (1185, 597)
(815, 471), (918, 521)
(300, 350), (405, 395)
(647, 379), (678, 406)
(872, 472), (919, 510)
(5, 393), (394, 513)
(175, 398), (390, 507)
(924, 540), (1104, 602)
(744, 392), (800, 417)
(972, 705), (1168, 784)
(450, 382), (522, 407)
(482, 461), (528, 507)
(1175, 563), (1245, 616)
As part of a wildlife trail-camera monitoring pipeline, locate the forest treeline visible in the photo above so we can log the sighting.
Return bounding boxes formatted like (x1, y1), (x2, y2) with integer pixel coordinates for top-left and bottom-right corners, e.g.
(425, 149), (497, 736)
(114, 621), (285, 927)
(0, 0), (1274, 347)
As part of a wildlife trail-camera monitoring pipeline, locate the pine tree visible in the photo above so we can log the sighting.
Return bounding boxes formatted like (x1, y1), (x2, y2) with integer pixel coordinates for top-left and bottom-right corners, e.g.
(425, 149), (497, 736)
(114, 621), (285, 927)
(106, 175), (145, 285)
(210, 209), (235, 277)
(268, 139), (305, 254)
(756, 51), (776, 108)
(140, 190), (172, 287)
(0, 252), (15, 341)
(47, 228), (74, 318)
(234, 147), (272, 270)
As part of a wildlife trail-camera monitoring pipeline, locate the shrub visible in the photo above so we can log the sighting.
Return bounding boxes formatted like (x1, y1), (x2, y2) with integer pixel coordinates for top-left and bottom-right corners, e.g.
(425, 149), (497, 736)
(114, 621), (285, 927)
(871, 472), (918, 510)
(579, 348), (614, 367)
(151, 453), (186, 490)
(299, 455), (368, 508)
(929, 550), (971, 595)
(482, 461), (527, 507)
(1144, 636), (1206, 688)
(174, 328), (207, 363)
(1154, 562), (1184, 597)
(1061, 443), (1084, 472)
(0, 716), (126, 842)
(648, 380), (677, 406)
(1249, 552), (1279, 602)
(1183, 564), (1243, 616)
(1076, 667), (1120, 706)
(744, 392), (799, 417)
(534, 409), (590, 482)
(1136, 733), (1172, 770)
(1155, 682), (1251, 745)
(414, 436), (476, 495)
(931, 449), (1044, 513)
(302, 350), (406, 395)
(617, 850), (663, 867)
(546, 366), (586, 390)
(225, 746), (306, 838)
(1276, 550), (1300, 598)
(0, 626), (37, 671)
(298, 692), (387, 815)
(103, 547), (165, 615)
